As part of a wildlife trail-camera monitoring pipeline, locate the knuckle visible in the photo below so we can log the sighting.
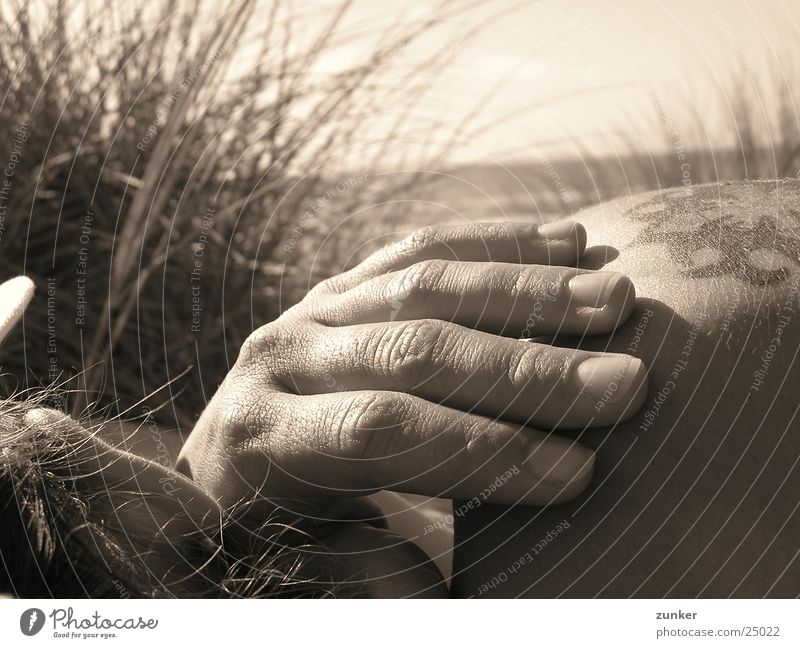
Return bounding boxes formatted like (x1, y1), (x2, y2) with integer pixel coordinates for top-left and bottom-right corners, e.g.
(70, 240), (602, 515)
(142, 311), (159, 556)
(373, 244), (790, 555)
(462, 419), (502, 463)
(237, 320), (303, 380)
(370, 319), (445, 381)
(463, 419), (524, 464)
(511, 266), (547, 298)
(219, 393), (280, 453)
(404, 225), (440, 252)
(314, 274), (348, 295)
(462, 418), (493, 460)
(475, 222), (510, 240)
(240, 321), (284, 360)
(331, 392), (411, 459)
(511, 270), (567, 325)
(387, 258), (448, 302)
(508, 344), (571, 389)
(191, 393), (282, 502)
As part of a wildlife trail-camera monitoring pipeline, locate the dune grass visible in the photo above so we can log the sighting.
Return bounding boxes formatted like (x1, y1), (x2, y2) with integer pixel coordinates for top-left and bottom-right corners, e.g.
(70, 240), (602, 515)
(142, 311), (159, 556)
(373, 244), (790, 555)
(1, 1), (798, 431)
(0, 0), (486, 428)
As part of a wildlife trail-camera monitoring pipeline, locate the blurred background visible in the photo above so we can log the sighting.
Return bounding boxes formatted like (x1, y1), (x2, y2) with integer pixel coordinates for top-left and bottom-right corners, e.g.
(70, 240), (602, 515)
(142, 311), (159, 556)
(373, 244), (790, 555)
(0, 0), (797, 432)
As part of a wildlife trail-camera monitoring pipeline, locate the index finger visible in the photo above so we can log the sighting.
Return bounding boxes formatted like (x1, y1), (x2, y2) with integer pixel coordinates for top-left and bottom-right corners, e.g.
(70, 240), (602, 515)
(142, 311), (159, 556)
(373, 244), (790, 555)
(316, 220), (586, 295)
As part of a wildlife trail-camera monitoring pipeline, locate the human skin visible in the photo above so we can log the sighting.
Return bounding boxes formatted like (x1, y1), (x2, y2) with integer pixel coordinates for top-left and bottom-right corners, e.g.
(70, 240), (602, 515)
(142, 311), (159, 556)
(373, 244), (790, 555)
(20, 217), (651, 597)
(172, 218), (653, 595)
(176, 220), (653, 509)
(452, 179), (800, 597)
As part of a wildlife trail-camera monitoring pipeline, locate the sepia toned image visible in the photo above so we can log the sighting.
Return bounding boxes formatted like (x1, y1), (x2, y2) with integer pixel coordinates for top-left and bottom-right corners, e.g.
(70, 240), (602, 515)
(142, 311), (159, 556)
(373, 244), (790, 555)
(0, 1), (798, 636)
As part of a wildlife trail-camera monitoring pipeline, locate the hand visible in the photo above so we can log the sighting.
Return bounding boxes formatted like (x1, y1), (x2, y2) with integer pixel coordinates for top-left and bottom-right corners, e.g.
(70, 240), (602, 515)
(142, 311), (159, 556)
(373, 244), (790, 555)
(178, 220), (648, 511)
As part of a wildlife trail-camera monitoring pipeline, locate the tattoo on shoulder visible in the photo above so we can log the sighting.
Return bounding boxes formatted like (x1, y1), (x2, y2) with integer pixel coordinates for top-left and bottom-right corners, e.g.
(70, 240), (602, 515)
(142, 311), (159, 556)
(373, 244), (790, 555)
(625, 181), (800, 286)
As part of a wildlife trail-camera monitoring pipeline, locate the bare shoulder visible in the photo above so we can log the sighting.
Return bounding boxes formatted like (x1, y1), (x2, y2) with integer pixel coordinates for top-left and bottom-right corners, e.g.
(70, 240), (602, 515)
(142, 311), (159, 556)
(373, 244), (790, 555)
(576, 179), (800, 289)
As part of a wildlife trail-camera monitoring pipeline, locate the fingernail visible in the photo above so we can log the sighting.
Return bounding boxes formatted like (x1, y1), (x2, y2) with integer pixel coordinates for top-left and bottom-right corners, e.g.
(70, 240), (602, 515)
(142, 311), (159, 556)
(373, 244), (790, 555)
(526, 439), (595, 486)
(538, 219), (578, 241)
(568, 272), (632, 309)
(577, 355), (646, 403)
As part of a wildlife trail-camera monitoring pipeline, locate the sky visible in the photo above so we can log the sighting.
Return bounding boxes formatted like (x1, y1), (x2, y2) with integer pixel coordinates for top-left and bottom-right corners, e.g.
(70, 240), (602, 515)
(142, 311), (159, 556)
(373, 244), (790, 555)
(59, 0), (800, 167)
(274, 0), (800, 165)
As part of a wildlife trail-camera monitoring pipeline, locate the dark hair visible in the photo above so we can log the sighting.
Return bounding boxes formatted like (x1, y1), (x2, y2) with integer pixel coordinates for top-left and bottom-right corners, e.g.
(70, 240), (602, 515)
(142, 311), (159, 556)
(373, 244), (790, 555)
(0, 395), (337, 598)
